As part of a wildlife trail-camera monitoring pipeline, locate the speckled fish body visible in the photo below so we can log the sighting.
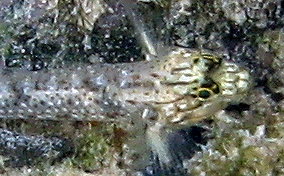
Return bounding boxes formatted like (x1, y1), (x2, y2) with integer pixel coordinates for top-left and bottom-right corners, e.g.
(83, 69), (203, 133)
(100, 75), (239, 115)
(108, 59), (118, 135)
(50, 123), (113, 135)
(0, 48), (251, 126)
(0, 59), (169, 121)
(0, 47), (252, 169)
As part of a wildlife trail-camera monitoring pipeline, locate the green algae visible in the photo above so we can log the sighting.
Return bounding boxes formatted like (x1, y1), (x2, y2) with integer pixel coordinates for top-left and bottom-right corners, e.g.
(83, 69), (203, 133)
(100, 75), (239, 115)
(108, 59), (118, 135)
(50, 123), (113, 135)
(191, 135), (276, 176)
(69, 123), (115, 172)
(262, 30), (284, 59)
(8, 123), (119, 175)
(238, 146), (272, 176)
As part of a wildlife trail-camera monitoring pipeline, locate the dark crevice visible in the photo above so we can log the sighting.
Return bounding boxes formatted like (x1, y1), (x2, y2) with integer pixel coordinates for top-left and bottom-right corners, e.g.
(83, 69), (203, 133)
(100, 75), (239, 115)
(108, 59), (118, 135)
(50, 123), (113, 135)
(225, 103), (251, 114)
(271, 92), (284, 102)
(142, 126), (209, 176)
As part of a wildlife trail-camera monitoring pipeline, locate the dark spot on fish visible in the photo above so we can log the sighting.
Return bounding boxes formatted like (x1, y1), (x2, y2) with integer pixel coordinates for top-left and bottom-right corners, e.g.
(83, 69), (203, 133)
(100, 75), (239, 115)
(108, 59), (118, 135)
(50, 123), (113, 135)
(191, 94), (198, 98)
(67, 99), (73, 105)
(126, 100), (136, 105)
(94, 99), (100, 104)
(28, 115), (35, 118)
(132, 74), (141, 80)
(193, 58), (199, 64)
(150, 73), (159, 78)
(144, 92), (150, 96)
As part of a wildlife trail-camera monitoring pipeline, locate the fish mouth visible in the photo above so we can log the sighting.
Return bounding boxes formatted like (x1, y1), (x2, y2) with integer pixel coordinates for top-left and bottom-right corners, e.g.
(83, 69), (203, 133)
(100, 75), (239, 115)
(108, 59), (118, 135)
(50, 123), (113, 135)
(210, 61), (251, 100)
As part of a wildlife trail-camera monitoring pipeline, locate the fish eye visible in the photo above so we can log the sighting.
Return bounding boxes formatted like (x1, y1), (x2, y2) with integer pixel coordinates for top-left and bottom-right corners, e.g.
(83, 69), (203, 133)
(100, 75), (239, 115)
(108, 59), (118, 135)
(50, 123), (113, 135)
(198, 89), (212, 99)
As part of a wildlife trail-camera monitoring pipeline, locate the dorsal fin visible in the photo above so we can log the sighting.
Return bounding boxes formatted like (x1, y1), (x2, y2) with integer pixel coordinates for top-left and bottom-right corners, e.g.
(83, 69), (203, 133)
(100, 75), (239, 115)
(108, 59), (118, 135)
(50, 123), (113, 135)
(118, 0), (158, 59)
(104, 0), (173, 60)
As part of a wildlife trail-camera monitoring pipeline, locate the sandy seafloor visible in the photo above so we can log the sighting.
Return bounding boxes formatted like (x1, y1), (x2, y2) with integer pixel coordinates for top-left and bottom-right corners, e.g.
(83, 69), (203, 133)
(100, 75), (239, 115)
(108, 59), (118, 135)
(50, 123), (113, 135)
(0, 0), (284, 175)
